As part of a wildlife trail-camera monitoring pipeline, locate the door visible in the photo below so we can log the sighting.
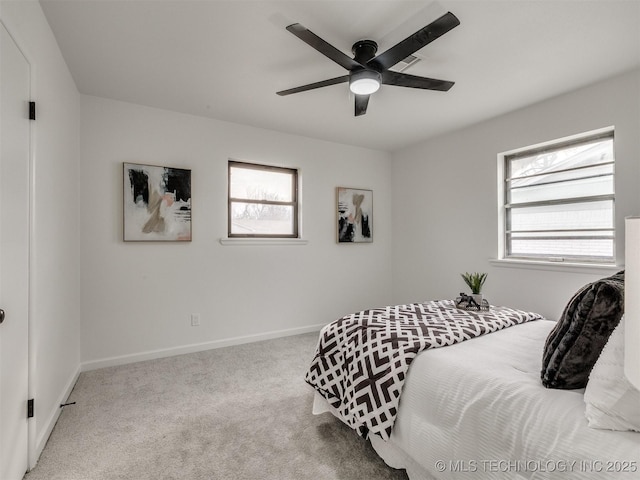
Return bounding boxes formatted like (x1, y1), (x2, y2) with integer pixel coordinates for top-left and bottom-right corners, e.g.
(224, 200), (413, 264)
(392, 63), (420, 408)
(0, 22), (31, 480)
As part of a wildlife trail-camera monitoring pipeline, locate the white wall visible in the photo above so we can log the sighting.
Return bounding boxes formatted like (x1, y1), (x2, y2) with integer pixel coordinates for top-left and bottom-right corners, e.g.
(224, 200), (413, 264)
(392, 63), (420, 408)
(391, 69), (640, 320)
(0, 0), (81, 463)
(80, 95), (392, 368)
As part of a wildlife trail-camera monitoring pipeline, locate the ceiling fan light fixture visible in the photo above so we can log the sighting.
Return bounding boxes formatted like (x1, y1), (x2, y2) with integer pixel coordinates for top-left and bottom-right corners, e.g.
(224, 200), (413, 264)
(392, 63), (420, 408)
(349, 70), (381, 95)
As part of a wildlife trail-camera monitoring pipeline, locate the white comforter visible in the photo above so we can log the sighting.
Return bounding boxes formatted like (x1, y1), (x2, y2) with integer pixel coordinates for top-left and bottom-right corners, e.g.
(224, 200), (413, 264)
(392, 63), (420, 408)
(315, 319), (640, 479)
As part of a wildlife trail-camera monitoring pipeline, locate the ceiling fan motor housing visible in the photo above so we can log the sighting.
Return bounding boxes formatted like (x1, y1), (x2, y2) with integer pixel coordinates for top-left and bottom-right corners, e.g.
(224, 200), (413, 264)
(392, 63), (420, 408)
(352, 40), (378, 64)
(349, 40), (382, 95)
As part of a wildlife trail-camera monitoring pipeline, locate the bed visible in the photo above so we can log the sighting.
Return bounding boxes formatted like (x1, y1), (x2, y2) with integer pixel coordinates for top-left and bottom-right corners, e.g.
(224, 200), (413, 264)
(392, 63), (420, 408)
(306, 277), (640, 479)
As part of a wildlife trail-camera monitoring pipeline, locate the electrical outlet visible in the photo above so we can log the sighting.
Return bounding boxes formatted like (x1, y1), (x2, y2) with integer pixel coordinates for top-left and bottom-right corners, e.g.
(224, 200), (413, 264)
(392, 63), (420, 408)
(190, 313), (201, 326)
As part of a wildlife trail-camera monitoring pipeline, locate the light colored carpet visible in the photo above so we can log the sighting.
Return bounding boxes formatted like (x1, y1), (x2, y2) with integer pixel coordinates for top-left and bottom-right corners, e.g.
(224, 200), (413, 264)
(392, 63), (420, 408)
(25, 333), (409, 480)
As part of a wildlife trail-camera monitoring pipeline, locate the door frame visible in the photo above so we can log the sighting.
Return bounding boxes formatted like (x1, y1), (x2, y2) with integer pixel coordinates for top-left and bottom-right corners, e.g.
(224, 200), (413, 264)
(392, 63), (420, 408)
(0, 17), (36, 471)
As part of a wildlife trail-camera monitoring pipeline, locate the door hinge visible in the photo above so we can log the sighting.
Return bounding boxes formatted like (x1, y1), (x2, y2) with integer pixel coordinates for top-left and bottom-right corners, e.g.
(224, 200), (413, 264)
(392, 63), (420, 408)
(27, 398), (34, 418)
(29, 101), (36, 121)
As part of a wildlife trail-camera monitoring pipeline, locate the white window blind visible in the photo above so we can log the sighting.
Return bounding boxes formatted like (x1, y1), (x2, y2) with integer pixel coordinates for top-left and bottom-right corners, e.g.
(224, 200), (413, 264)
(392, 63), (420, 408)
(503, 130), (615, 264)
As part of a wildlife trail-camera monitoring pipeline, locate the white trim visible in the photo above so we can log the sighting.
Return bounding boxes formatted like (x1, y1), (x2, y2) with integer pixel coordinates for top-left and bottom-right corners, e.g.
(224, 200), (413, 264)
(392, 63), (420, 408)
(81, 323), (324, 371)
(500, 125), (615, 157)
(1, 18), (39, 471)
(27, 49), (38, 475)
(490, 258), (622, 275)
(497, 153), (506, 260)
(31, 367), (80, 470)
(219, 237), (308, 246)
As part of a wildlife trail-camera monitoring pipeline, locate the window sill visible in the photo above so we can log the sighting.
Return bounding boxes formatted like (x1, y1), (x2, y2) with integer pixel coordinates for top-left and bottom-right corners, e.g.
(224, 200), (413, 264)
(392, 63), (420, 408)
(219, 238), (308, 246)
(490, 258), (622, 275)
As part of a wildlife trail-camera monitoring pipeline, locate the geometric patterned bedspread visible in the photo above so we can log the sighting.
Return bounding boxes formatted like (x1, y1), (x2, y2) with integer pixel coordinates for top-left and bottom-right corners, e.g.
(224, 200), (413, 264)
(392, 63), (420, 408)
(305, 300), (543, 440)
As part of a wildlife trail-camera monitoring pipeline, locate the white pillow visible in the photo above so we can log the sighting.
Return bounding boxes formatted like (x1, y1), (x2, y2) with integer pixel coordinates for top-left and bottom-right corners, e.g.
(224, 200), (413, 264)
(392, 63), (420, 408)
(584, 317), (640, 432)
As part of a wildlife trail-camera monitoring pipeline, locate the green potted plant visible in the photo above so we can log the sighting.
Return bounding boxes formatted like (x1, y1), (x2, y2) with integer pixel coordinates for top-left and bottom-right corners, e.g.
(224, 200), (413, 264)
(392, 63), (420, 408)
(461, 272), (487, 306)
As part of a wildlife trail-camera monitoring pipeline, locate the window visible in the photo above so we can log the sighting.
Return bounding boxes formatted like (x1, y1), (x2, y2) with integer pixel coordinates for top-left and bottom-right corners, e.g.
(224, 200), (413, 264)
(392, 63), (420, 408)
(228, 161), (299, 238)
(500, 128), (615, 264)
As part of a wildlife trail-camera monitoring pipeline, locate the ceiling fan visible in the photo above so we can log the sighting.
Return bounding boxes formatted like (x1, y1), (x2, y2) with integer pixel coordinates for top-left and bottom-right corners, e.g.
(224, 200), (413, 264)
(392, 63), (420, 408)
(277, 11), (460, 116)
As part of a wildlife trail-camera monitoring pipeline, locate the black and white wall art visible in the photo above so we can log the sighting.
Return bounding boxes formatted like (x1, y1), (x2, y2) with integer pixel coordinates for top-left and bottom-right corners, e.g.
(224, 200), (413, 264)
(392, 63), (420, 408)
(123, 163), (192, 241)
(337, 187), (372, 243)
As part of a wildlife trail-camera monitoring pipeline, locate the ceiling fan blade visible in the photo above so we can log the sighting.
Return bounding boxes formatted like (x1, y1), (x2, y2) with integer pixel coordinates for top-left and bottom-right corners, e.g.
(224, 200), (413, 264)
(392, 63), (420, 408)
(286, 23), (365, 71)
(382, 71), (454, 91)
(277, 75), (349, 96)
(368, 12), (460, 71)
(354, 94), (370, 116)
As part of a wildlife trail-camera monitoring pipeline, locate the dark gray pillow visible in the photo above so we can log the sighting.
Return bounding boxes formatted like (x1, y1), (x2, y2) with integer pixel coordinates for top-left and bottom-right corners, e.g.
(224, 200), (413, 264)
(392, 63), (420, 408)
(541, 271), (624, 390)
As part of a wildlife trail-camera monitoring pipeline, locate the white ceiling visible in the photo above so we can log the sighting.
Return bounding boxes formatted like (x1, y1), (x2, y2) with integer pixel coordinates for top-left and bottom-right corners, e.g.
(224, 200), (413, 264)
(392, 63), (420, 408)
(40, 0), (640, 152)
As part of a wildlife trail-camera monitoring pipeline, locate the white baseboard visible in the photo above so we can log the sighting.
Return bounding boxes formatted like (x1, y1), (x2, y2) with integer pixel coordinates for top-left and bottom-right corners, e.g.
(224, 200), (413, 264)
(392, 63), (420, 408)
(30, 366), (80, 470)
(81, 323), (324, 372)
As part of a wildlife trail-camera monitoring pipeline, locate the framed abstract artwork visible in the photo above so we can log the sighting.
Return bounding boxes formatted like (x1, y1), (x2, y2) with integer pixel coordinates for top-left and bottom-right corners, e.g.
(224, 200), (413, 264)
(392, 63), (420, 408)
(123, 162), (192, 241)
(337, 187), (372, 243)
